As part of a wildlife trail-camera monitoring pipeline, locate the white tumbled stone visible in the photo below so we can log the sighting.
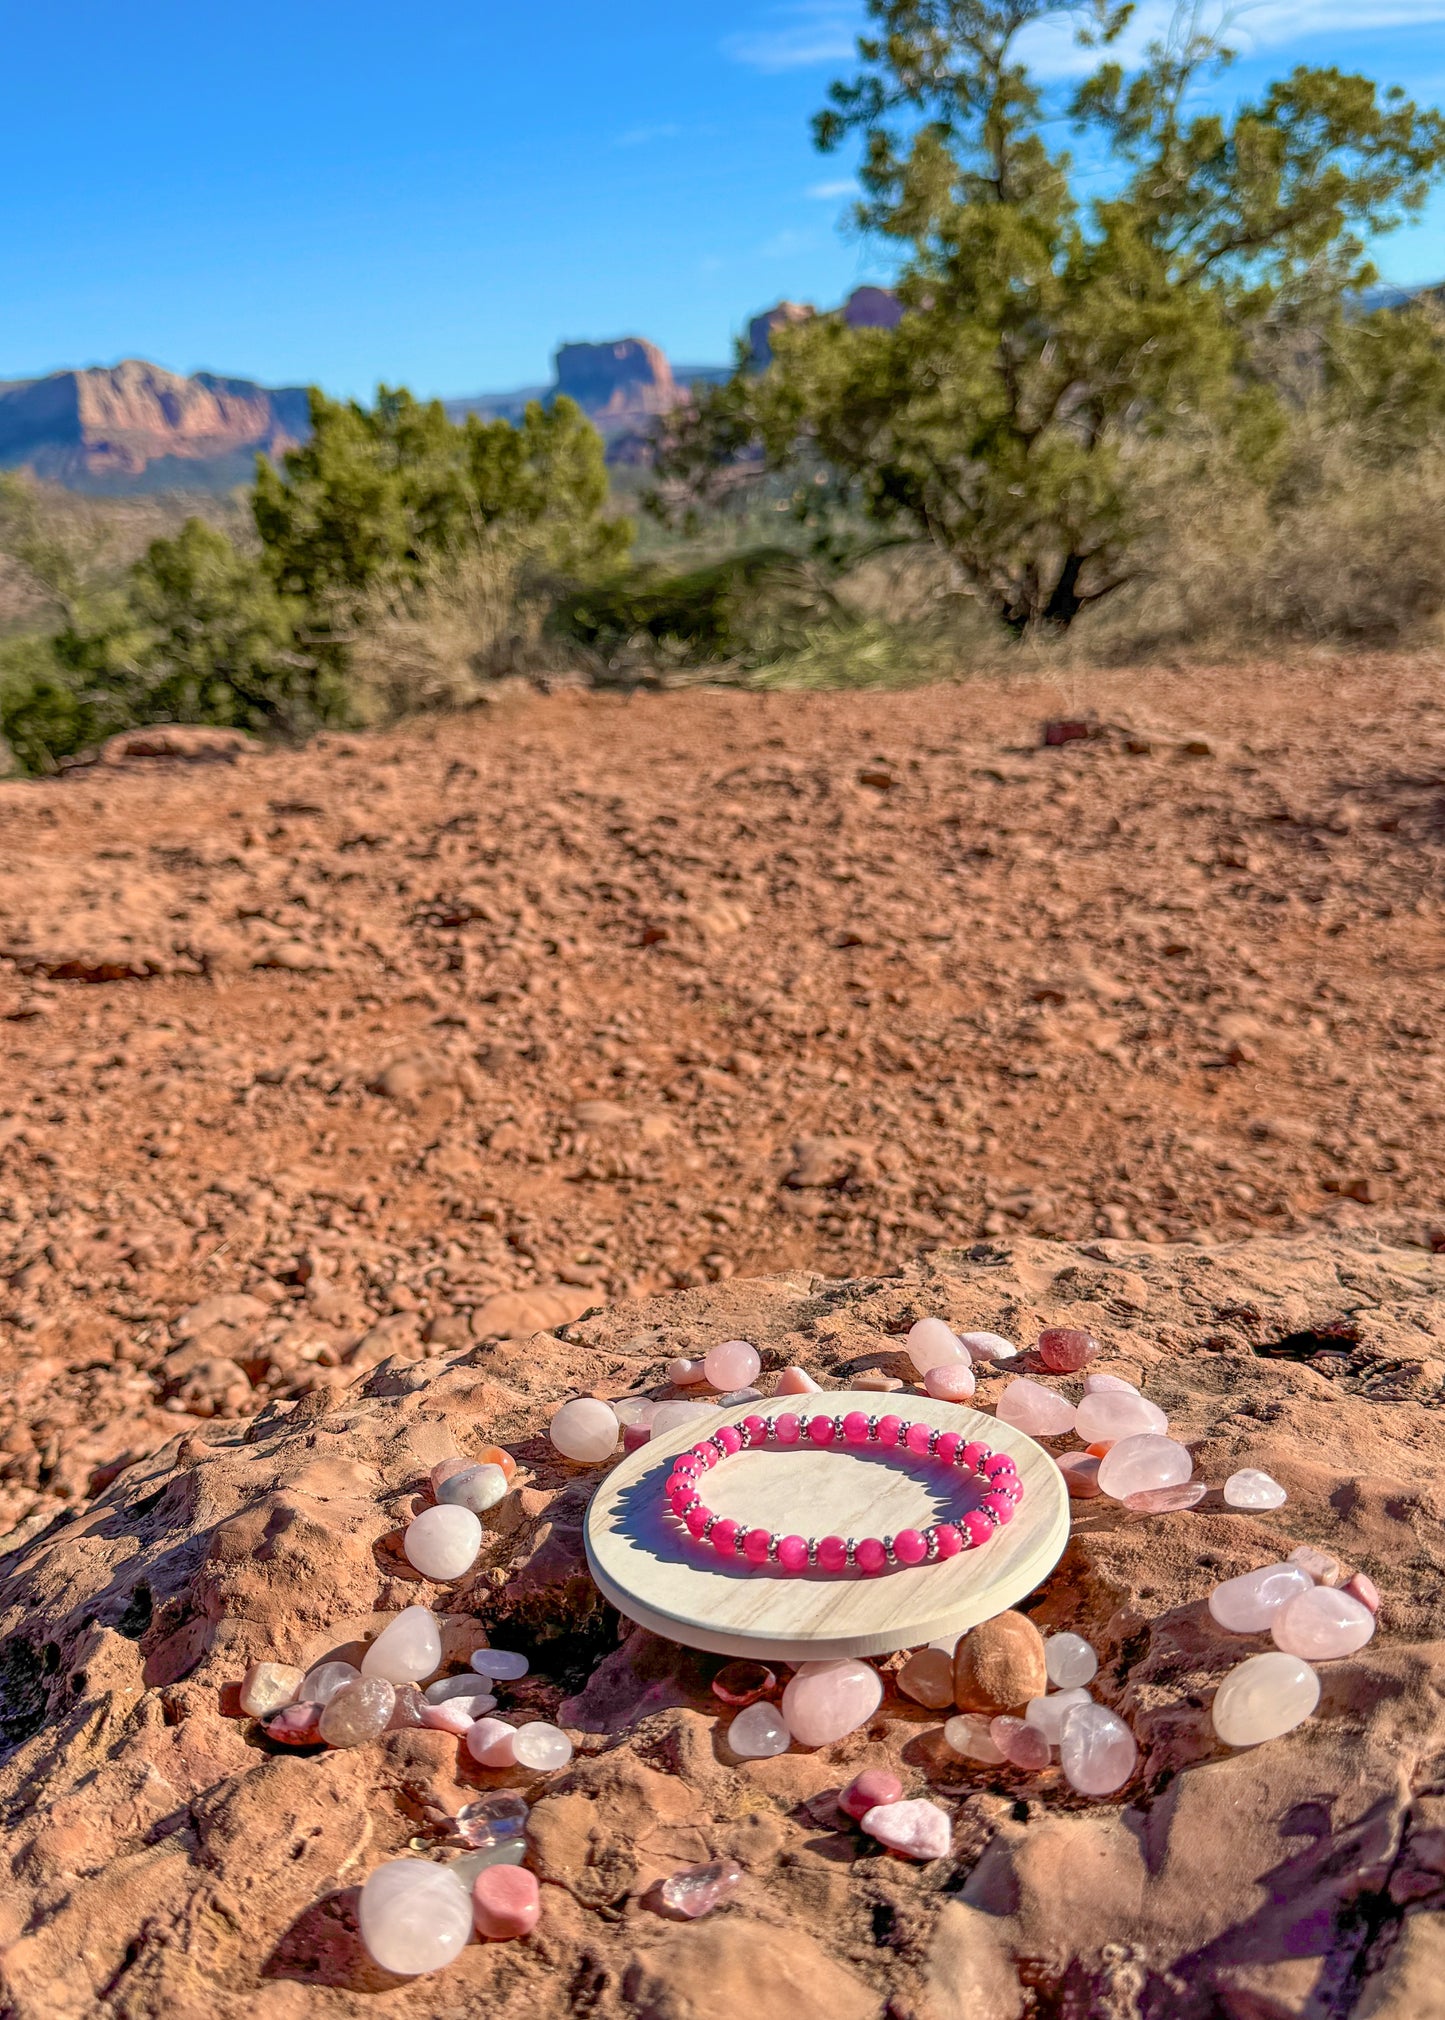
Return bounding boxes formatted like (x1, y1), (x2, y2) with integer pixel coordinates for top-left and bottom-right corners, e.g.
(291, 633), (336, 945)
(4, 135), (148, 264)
(1025, 1687), (1092, 1745)
(362, 1606), (443, 1685)
(470, 1648), (530, 1681)
(1096, 1434), (1191, 1501)
(1224, 1468), (1287, 1510)
(240, 1661), (303, 1718)
(298, 1659), (360, 1706)
(511, 1721), (573, 1771)
(549, 1397), (620, 1463)
(960, 1332), (1017, 1362)
(904, 1318), (968, 1375)
(358, 1858), (473, 1976)
(1059, 1702), (1137, 1795)
(1208, 1562), (1314, 1634)
(1044, 1632), (1098, 1688)
(437, 1463), (510, 1515)
(404, 1505), (482, 1581)
(1212, 1652), (1320, 1746)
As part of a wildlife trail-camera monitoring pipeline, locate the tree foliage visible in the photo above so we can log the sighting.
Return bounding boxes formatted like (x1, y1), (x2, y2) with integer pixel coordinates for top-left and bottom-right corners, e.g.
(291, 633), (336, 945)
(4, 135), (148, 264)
(658, 2), (1445, 629)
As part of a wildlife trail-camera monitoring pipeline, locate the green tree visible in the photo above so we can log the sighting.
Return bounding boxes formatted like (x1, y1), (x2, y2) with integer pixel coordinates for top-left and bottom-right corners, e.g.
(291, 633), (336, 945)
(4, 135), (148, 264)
(661, 2), (1445, 630)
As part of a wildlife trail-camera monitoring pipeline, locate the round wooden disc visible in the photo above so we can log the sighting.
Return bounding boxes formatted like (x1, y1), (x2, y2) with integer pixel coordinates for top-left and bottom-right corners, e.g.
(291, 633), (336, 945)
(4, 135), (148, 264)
(584, 1390), (1070, 1661)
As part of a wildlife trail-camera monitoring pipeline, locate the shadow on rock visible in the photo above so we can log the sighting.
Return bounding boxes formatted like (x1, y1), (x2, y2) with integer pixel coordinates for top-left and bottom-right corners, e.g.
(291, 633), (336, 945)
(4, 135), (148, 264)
(263, 1886), (400, 1991)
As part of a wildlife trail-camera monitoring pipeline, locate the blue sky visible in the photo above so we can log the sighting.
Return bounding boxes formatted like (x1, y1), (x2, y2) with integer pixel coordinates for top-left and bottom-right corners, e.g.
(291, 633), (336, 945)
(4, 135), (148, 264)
(3, 1), (1443, 398)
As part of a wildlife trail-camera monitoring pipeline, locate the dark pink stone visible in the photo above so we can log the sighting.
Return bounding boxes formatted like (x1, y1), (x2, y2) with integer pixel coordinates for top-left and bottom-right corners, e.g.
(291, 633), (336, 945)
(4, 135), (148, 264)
(1038, 1327), (1098, 1373)
(817, 1536), (848, 1572)
(712, 1661), (777, 1706)
(1344, 1571), (1381, 1614)
(856, 1538), (888, 1574)
(839, 1769), (904, 1822)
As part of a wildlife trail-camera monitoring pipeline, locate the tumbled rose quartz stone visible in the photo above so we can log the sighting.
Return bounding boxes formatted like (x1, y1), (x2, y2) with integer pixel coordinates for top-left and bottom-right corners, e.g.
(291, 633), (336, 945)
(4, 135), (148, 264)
(466, 1717), (519, 1767)
(421, 1699), (481, 1736)
(840, 1769), (903, 1820)
(1288, 1545), (1344, 1585)
(1212, 1651), (1320, 1746)
(776, 1365), (821, 1394)
(263, 1701), (323, 1745)
(990, 1716), (1052, 1771)
(240, 1661), (303, 1718)
(471, 1648), (530, 1682)
(1074, 1391), (1168, 1447)
(472, 1863), (541, 1940)
(944, 1712), (1006, 1764)
(319, 1677), (396, 1747)
(298, 1659), (361, 1706)
(650, 1400), (720, 1439)
(668, 1357), (709, 1387)
(703, 1340), (762, 1390)
(782, 1659), (883, 1746)
(711, 1661), (776, 1706)
(729, 1701), (791, 1757)
(439, 1463), (510, 1515)
(996, 1378), (1077, 1437)
(1025, 1686), (1092, 1745)
(425, 1676), (498, 1709)
(924, 1362), (977, 1401)
(1037, 1328), (1097, 1374)
(905, 1317), (968, 1375)
(359, 1859), (474, 1976)
(862, 1798), (952, 1861)
(898, 1648), (956, 1709)
(1059, 1702), (1137, 1795)
(660, 1858), (744, 1917)
(512, 1722), (573, 1771)
(1082, 1372), (1138, 1394)
(1224, 1468), (1287, 1510)
(1208, 1562), (1314, 1633)
(430, 1457), (473, 1493)
(1271, 1585), (1375, 1659)
(1344, 1572), (1381, 1614)
(362, 1605), (442, 1685)
(404, 1505), (483, 1580)
(961, 1332), (1017, 1362)
(1057, 1452), (1102, 1499)
(1045, 1633), (1098, 1688)
(1096, 1434), (1192, 1502)
(1123, 1483), (1208, 1514)
(549, 1397), (620, 1463)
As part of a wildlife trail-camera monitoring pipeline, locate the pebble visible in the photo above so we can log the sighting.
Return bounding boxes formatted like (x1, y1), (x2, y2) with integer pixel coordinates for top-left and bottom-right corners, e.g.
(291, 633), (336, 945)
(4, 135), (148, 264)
(421, 1700), (481, 1736)
(1059, 1702), (1137, 1795)
(455, 1793), (529, 1850)
(995, 1378), (1076, 1437)
(1344, 1571), (1381, 1614)
(466, 1717), (519, 1767)
(729, 1701), (791, 1757)
(1208, 1562), (1314, 1633)
(1288, 1545), (1344, 1585)
(1044, 1632), (1098, 1688)
(989, 1715), (1052, 1770)
(1271, 1585), (1375, 1659)
(1025, 1686), (1092, 1745)
(1057, 1452), (1103, 1498)
(549, 1398), (619, 1463)
(475, 1444), (517, 1484)
(659, 1858), (744, 1917)
(710, 1661), (776, 1706)
(319, 1677), (397, 1747)
(511, 1722), (573, 1771)
(239, 1661), (303, 1718)
(854, 1369), (904, 1391)
(943, 1711), (1006, 1764)
(862, 1797), (952, 1860)
(961, 1332), (1017, 1362)
(839, 1769), (903, 1821)
(1096, 1434), (1192, 1501)
(470, 1648), (530, 1682)
(298, 1659), (360, 1706)
(1212, 1651), (1320, 1745)
(612, 1396), (660, 1429)
(1223, 1468), (1287, 1510)
(1082, 1372), (1138, 1394)
(262, 1701), (323, 1744)
(703, 1340), (761, 1390)
(451, 1841), (527, 1884)
(776, 1365), (821, 1394)
(905, 1318), (968, 1375)
(429, 1458), (472, 1493)
(1123, 1483), (1208, 1514)
(425, 1675), (499, 1709)
(362, 1605), (442, 1685)
(404, 1505), (483, 1580)
(898, 1648), (956, 1709)
(1037, 1328), (1097, 1373)
(1074, 1391), (1168, 1446)
(924, 1362), (977, 1401)
(359, 1859), (474, 1976)
(953, 1611), (1048, 1713)
(782, 1659), (883, 1746)
(438, 1463), (510, 1515)
(668, 1357), (709, 1386)
(472, 1864), (540, 1941)
(388, 1683), (428, 1729)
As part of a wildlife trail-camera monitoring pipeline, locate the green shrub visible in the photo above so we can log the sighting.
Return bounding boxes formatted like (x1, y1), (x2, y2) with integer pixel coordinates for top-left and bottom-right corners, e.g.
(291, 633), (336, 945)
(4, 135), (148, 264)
(552, 547), (845, 669)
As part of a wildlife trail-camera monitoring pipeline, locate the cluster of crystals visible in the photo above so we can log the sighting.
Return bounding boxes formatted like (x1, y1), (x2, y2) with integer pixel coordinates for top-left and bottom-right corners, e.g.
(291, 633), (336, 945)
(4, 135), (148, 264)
(939, 1630), (1136, 1796)
(1208, 1547), (1378, 1745)
(402, 1448), (519, 1582)
(663, 1411), (1024, 1574)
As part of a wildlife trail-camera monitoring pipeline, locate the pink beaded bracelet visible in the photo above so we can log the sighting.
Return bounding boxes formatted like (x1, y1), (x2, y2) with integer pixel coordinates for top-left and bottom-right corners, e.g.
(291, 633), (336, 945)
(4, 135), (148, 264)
(663, 1409), (1023, 1575)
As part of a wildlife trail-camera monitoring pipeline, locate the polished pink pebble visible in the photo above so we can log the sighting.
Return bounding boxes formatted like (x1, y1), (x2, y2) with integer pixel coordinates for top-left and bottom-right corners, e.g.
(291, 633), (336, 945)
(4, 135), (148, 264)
(1037, 1327), (1097, 1373)
(855, 1538), (888, 1575)
(894, 1529), (928, 1564)
(925, 1362), (977, 1401)
(839, 1768), (903, 1821)
(776, 1366), (821, 1395)
(1271, 1585), (1375, 1659)
(1123, 1483), (1208, 1513)
(1058, 1453), (1103, 1498)
(990, 1716), (1052, 1770)
(472, 1864), (540, 1940)
(1344, 1572), (1381, 1614)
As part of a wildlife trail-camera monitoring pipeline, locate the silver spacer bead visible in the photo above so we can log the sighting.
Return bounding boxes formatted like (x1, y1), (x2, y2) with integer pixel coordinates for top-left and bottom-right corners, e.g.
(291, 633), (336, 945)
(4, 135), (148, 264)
(844, 1537), (858, 1566)
(882, 1536), (897, 1566)
(806, 1538), (819, 1565)
(867, 1413), (881, 1440)
(924, 1528), (940, 1561)
(833, 1414), (847, 1439)
(701, 1514), (718, 1540)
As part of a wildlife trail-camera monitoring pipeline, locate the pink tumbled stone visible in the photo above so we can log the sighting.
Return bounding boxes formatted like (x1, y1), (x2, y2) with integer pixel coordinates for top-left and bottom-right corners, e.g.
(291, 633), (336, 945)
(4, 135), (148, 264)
(263, 1701), (324, 1745)
(1037, 1327), (1097, 1373)
(1123, 1483), (1208, 1514)
(430, 1457), (473, 1493)
(839, 1768), (903, 1821)
(466, 1718), (518, 1767)
(704, 1340), (761, 1390)
(1344, 1572), (1381, 1615)
(996, 1379), (1077, 1438)
(1209, 1562), (1313, 1633)
(1271, 1585), (1375, 1659)
(989, 1716), (1051, 1771)
(1082, 1372), (1138, 1394)
(472, 1863), (540, 1940)
(1074, 1391), (1168, 1448)
(1096, 1434), (1192, 1502)
(776, 1366), (821, 1395)
(668, 1357), (708, 1387)
(861, 1798), (952, 1861)
(1057, 1452), (1103, 1498)
(905, 1318), (968, 1375)
(960, 1332), (1017, 1362)
(781, 1659), (882, 1746)
(924, 1362), (977, 1401)
(659, 1858), (744, 1918)
(1059, 1702), (1137, 1796)
(421, 1700), (479, 1736)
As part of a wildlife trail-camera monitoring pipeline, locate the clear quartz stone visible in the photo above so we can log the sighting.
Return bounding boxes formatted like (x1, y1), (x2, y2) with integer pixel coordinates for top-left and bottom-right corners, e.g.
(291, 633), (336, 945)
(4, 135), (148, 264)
(470, 1648), (530, 1681)
(728, 1701), (791, 1757)
(454, 1792), (529, 1848)
(298, 1659), (361, 1706)
(1212, 1651), (1320, 1745)
(319, 1677), (396, 1747)
(1208, 1563), (1314, 1633)
(240, 1661), (303, 1718)
(944, 1711), (1006, 1764)
(1044, 1633), (1098, 1688)
(1224, 1468), (1287, 1510)
(511, 1722), (572, 1771)
(358, 1859), (473, 1976)
(1025, 1687), (1092, 1745)
(1059, 1702), (1137, 1796)
(660, 1858), (744, 1917)
(362, 1606), (442, 1685)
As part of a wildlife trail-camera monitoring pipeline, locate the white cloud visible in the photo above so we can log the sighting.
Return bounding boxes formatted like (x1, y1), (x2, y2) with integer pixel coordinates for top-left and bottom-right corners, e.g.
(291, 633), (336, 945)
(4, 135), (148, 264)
(807, 177), (860, 199)
(1021, 0), (1445, 79)
(724, 3), (859, 74)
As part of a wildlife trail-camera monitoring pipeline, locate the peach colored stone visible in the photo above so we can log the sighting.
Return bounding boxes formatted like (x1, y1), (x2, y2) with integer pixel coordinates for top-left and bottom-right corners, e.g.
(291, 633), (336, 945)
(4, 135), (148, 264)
(905, 1318), (968, 1375)
(924, 1361), (976, 1401)
(776, 1365), (821, 1394)
(472, 1863), (540, 1940)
